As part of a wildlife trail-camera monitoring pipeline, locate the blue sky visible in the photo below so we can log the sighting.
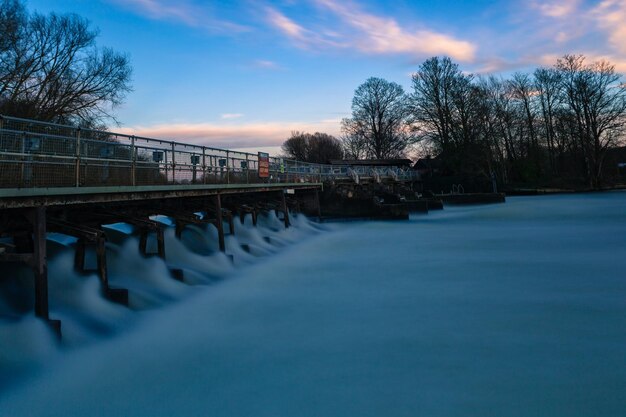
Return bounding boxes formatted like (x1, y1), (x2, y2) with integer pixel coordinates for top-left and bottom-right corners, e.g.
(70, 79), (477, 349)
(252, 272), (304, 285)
(27, 0), (626, 152)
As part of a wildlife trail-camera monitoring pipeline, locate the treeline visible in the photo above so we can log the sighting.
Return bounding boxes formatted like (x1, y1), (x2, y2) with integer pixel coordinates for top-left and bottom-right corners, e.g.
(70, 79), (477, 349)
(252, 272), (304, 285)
(0, 0), (131, 128)
(337, 55), (626, 190)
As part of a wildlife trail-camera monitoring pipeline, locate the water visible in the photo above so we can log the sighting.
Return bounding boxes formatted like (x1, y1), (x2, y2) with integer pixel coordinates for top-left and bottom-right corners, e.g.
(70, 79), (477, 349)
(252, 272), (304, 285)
(1, 194), (626, 416)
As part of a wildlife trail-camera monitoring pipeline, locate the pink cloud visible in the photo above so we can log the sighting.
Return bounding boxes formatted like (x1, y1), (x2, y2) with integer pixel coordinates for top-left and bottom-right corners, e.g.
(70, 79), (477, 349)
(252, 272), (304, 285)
(593, 0), (626, 55)
(532, 0), (580, 17)
(117, 120), (342, 150)
(265, 2), (476, 62)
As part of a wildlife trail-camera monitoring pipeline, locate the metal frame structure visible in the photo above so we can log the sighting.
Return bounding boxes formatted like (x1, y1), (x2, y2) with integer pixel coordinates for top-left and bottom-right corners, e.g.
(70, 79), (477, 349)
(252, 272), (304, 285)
(0, 115), (418, 189)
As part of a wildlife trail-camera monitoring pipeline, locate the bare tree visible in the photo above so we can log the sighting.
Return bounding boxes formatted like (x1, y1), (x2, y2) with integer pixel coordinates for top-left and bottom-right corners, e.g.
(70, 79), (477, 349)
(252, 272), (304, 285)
(0, 0), (132, 127)
(281, 131), (343, 163)
(340, 128), (367, 159)
(408, 57), (460, 157)
(341, 77), (413, 159)
(556, 54), (626, 188)
(534, 67), (562, 173)
(281, 131), (309, 161)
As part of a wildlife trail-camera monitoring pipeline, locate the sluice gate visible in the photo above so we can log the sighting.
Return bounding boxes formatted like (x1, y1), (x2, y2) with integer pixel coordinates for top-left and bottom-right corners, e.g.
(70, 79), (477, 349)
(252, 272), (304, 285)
(0, 116), (423, 337)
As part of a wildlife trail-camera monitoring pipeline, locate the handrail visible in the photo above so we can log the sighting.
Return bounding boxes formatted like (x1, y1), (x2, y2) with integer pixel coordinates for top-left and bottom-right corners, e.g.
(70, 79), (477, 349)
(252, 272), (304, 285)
(0, 115), (420, 189)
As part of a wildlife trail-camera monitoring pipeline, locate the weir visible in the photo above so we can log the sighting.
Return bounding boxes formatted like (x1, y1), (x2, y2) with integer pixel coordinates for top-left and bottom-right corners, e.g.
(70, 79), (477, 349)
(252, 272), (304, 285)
(0, 115), (425, 337)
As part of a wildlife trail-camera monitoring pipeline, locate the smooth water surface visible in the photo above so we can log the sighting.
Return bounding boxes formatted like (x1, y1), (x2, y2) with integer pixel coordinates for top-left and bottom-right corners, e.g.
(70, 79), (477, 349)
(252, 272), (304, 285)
(1, 193), (625, 416)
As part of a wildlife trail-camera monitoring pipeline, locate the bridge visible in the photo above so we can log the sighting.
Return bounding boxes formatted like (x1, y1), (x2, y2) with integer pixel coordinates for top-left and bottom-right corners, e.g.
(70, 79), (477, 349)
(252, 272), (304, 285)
(0, 115), (419, 334)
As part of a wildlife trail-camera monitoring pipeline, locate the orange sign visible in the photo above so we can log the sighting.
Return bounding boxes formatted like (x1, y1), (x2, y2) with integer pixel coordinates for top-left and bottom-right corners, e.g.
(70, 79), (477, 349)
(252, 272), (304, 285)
(258, 152), (270, 178)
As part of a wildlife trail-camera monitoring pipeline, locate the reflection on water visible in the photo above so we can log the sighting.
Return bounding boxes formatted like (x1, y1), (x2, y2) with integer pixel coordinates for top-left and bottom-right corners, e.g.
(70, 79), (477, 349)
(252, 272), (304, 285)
(1, 194), (626, 416)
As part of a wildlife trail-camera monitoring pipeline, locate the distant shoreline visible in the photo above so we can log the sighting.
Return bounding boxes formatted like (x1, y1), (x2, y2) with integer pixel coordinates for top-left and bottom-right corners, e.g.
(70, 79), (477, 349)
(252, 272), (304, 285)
(504, 184), (626, 196)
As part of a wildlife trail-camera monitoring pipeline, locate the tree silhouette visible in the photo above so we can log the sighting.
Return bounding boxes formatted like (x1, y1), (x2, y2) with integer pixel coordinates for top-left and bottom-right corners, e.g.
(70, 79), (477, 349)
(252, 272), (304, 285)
(0, 0), (132, 127)
(341, 77), (414, 159)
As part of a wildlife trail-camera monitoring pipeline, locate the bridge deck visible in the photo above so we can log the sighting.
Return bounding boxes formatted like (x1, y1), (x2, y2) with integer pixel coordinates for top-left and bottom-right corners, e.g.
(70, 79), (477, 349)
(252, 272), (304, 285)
(0, 182), (321, 209)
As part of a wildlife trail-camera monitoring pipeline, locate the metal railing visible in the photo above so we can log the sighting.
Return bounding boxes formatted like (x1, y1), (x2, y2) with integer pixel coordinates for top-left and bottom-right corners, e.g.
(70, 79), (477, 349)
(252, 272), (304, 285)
(0, 115), (419, 189)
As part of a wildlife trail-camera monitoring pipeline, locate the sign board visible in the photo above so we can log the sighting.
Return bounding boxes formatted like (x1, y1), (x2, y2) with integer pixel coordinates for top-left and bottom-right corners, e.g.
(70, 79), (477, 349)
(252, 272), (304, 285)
(258, 152), (270, 178)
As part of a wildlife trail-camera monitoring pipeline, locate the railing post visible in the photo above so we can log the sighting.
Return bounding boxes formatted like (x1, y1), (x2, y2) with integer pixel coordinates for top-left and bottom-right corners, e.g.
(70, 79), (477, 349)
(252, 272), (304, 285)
(226, 150), (230, 184)
(20, 131), (26, 187)
(75, 127), (81, 187)
(131, 135), (136, 186)
(164, 151), (168, 183)
(246, 154), (249, 184)
(171, 143), (176, 184)
(295, 160), (298, 183)
(202, 147), (207, 185)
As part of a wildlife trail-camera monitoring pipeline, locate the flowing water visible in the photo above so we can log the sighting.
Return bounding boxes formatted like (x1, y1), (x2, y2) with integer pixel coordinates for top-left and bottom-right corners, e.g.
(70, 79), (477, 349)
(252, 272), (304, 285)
(1, 193), (625, 416)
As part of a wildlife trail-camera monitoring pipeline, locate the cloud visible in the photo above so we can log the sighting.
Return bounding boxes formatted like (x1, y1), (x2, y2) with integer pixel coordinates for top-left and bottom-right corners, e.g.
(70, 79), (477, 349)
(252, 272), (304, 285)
(532, 0), (580, 17)
(265, 8), (344, 49)
(252, 60), (284, 70)
(266, 8), (307, 40)
(117, 119), (342, 150)
(220, 113), (244, 119)
(593, 0), (626, 55)
(265, 1), (476, 62)
(107, 0), (249, 33)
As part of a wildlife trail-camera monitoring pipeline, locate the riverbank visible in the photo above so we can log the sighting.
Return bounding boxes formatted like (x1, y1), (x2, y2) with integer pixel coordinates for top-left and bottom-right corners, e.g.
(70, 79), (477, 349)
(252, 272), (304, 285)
(504, 183), (626, 195)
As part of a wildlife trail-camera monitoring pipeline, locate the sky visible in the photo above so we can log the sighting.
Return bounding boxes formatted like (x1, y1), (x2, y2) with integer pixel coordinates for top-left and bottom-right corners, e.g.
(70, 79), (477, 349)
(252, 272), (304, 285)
(26, 0), (626, 153)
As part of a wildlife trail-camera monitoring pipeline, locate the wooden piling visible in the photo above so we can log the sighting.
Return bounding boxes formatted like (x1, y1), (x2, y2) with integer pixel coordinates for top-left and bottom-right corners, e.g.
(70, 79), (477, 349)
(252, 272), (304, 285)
(214, 195), (225, 252)
(280, 191), (290, 228)
(157, 227), (165, 259)
(29, 207), (49, 320)
(74, 238), (85, 271)
(315, 189), (322, 221)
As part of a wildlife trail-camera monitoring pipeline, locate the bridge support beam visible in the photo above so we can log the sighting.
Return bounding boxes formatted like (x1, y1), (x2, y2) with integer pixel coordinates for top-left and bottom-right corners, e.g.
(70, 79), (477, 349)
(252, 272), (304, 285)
(238, 204), (257, 227)
(64, 225), (128, 306)
(29, 208), (49, 319)
(315, 189), (322, 221)
(27, 207), (61, 337)
(280, 191), (290, 228)
(214, 195), (226, 252)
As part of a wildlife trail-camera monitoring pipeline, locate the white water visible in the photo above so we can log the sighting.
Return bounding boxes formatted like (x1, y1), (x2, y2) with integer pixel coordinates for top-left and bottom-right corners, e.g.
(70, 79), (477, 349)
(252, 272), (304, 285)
(1, 195), (626, 416)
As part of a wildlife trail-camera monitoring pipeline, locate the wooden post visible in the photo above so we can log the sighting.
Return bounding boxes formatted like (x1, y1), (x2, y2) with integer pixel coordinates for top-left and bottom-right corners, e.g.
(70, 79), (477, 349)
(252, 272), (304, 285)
(281, 191), (290, 228)
(29, 207), (49, 320)
(156, 227), (165, 259)
(175, 221), (184, 239)
(139, 230), (147, 255)
(74, 239), (86, 271)
(96, 237), (109, 289)
(315, 189), (322, 221)
(227, 212), (234, 235)
(215, 195), (225, 252)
